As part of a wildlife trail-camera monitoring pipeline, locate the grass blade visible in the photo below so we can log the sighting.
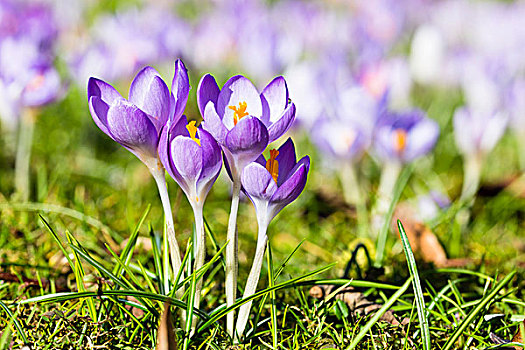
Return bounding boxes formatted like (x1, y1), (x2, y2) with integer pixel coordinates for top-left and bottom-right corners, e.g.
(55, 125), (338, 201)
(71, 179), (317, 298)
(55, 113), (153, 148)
(442, 270), (516, 350)
(346, 277), (412, 349)
(198, 263), (335, 333)
(397, 220), (431, 350)
(266, 241), (278, 349)
(0, 301), (27, 344)
(374, 165), (412, 267)
(112, 204), (151, 276)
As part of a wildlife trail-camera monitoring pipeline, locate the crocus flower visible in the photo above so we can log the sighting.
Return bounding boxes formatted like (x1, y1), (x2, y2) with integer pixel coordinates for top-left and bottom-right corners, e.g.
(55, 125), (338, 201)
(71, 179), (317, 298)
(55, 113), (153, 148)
(372, 109), (439, 237)
(197, 73), (295, 336)
(158, 115), (222, 327)
(374, 109), (439, 164)
(236, 138), (309, 338)
(87, 60), (188, 168)
(158, 116), (222, 212)
(87, 60), (190, 288)
(453, 106), (508, 200)
(453, 106), (507, 158)
(197, 74), (296, 181)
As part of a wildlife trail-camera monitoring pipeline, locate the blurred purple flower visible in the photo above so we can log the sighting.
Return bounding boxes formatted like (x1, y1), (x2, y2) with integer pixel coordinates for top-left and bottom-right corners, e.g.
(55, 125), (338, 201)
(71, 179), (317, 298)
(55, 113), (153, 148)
(374, 109), (439, 163)
(505, 78), (525, 133)
(87, 60), (188, 166)
(158, 116), (222, 210)
(198, 74), (295, 180)
(241, 138), (310, 227)
(453, 106), (507, 157)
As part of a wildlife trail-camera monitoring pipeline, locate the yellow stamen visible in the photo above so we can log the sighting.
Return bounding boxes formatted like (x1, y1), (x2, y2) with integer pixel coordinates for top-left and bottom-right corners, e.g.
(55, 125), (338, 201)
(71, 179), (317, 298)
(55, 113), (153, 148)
(228, 101), (249, 125)
(393, 129), (407, 153)
(265, 149), (279, 183)
(186, 120), (201, 146)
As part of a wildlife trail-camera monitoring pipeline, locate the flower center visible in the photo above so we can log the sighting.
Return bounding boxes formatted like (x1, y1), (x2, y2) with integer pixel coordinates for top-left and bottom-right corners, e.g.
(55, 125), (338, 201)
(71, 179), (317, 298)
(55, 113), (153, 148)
(265, 149), (279, 183)
(228, 101), (249, 126)
(186, 120), (201, 146)
(26, 74), (45, 91)
(393, 128), (407, 153)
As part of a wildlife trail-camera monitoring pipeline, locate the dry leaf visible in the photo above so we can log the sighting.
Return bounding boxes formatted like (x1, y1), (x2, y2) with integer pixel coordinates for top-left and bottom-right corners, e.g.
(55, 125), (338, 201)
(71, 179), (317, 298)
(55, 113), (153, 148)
(309, 284), (408, 326)
(393, 204), (472, 268)
(156, 302), (177, 350)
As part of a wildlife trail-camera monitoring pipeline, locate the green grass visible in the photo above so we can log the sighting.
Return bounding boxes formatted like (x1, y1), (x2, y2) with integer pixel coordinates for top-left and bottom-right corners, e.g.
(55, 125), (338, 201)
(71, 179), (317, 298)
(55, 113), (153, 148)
(0, 85), (524, 349)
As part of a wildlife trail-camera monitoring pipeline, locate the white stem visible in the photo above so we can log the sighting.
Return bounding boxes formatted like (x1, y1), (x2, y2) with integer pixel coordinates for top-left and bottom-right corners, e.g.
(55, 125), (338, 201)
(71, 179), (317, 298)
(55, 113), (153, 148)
(225, 178), (241, 338)
(340, 162), (368, 237)
(235, 226), (268, 340)
(372, 161), (402, 238)
(191, 204), (205, 330)
(14, 108), (36, 202)
(149, 163), (184, 297)
(460, 154), (483, 202)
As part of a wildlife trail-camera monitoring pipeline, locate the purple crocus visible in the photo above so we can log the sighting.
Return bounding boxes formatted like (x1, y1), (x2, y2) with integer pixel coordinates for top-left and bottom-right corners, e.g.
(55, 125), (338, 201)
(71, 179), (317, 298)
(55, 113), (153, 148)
(374, 109), (439, 164)
(158, 115), (222, 324)
(453, 106), (508, 200)
(242, 137), (310, 227)
(87, 59), (188, 168)
(197, 73), (295, 336)
(236, 138), (309, 338)
(158, 116), (222, 212)
(372, 109), (439, 237)
(87, 59), (190, 288)
(197, 74), (296, 180)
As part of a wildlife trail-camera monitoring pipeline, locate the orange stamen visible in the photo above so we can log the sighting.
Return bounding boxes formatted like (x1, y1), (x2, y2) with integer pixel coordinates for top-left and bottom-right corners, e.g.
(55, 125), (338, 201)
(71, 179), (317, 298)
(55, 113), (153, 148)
(393, 129), (407, 153)
(228, 101), (249, 125)
(186, 120), (201, 146)
(26, 74), (45, 91)
(265, 149), (279, 183)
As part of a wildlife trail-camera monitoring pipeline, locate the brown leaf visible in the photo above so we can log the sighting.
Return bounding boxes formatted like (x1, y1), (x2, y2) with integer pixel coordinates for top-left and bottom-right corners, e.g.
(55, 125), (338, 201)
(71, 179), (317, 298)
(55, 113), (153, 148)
(309, 284), (408, 326)
(511, 320), (525, 349)
(156, 303), (177, 350)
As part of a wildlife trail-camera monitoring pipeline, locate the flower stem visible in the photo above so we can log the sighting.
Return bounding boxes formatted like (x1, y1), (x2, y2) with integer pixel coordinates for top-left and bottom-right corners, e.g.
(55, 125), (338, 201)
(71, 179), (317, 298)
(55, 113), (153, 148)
(340, 162), (368, 237)
(235, 225), (268, 340)
(149, 163), (184, 298)
(191, 204), (205, 330)
(372, 161), (402, 238)
(225, 178), (241, 338)
(460, 154), (483, 202)
(14, 108), (36, 202)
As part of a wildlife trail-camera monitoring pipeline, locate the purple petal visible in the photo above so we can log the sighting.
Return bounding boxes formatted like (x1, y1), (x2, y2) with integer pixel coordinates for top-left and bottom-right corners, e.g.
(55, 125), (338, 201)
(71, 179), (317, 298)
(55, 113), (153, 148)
(87, 77), (123, 105)
(217, 75), (262, 128)
(158, 120), (175, 180)
(197, 73), (220, 117)
(196, 129), (223, 200)
(159, 116), (189, 181)
(197, 129), (223, 185)
(202, 101), (228, 144)
(224, 116), (269, 178)
(267, 103), (296, 143)
(275, 138), (296, 186)
(129, 67), (172, 131)
(171, 136), (202, 183)
(268, 160), (309, 219)
(128, 66), (161, 103)
(172, 59), (190, 121)
(225, 116), (269, 157)
(89, 96), (111, 136)
(106, 100), (159, 158)
(241, 162), (277, 202)
(403, 118), (439, 162)
(261, 76), (289, 125)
